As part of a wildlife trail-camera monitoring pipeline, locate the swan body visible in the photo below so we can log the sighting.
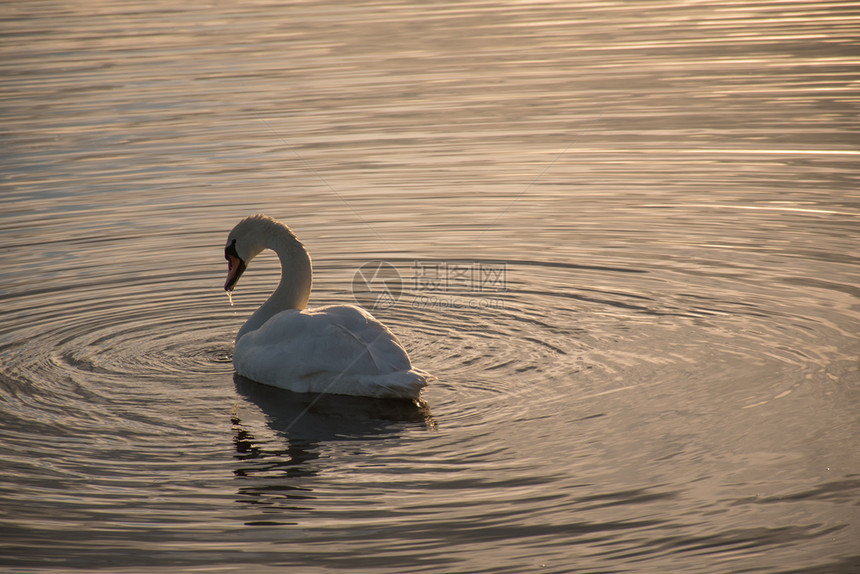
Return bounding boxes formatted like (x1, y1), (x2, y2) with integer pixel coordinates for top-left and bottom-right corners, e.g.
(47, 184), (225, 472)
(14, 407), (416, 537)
(224, 215), (429, 400)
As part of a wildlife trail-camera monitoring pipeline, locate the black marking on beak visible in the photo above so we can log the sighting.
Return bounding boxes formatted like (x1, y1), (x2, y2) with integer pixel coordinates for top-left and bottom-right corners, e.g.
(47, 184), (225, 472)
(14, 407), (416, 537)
(225, 239), (246, 292)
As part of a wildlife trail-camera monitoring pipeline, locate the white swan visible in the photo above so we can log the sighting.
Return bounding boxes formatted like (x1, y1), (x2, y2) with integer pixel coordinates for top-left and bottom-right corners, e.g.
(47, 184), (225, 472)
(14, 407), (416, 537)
(224, 214), (430, 400)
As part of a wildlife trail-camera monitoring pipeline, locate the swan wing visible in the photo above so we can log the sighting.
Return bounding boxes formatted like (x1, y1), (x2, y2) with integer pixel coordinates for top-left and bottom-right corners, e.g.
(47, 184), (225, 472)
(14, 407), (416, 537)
(233, 305), (427, 398)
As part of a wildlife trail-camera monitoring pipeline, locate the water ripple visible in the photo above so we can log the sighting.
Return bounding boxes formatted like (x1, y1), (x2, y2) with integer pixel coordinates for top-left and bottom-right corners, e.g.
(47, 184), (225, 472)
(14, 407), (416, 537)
(2, 0), (859, 572)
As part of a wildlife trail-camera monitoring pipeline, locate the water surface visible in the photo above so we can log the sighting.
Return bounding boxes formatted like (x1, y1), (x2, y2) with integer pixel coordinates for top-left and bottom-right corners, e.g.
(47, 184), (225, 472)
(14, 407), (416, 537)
(2, 1), (859, 572)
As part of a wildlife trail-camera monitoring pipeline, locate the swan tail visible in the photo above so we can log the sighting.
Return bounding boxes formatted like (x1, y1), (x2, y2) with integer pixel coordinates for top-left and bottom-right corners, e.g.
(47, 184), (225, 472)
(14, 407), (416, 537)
(362, 368), (431, 400)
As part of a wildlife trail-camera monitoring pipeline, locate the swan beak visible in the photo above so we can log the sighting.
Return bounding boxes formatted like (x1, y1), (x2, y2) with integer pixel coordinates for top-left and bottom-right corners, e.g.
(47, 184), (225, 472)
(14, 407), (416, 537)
(225, 239), (246, 291)
(225, 255), (246, 291)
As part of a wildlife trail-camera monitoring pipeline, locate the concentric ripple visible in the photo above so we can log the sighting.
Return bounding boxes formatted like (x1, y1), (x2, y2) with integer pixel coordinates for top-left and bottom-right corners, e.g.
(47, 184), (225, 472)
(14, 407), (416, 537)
(2, 202), (858, 573)
(0, 233), (235, 441)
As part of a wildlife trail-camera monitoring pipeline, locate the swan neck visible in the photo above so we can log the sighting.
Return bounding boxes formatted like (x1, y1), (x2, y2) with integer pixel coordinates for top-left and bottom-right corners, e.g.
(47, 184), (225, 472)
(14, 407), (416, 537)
(235, 220), (313, 342)
(271, 232), (312, 311)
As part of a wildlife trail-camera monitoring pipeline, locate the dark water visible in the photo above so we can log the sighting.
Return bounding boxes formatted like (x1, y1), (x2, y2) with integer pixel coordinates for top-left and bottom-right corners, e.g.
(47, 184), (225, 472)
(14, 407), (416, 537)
(2, 1), (859, 572)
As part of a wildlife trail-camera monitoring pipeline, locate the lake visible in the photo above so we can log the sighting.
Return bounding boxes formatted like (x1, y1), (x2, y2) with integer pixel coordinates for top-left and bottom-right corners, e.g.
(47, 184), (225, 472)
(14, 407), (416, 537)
(1, 1), (859, 572)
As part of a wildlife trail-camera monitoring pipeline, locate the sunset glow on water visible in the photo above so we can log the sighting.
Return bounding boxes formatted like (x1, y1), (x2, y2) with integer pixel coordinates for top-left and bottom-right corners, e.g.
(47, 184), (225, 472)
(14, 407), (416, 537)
(2, 2), (859, 572)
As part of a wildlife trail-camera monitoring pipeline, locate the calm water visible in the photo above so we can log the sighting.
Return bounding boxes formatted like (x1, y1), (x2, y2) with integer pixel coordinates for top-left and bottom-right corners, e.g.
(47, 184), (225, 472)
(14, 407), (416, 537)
(2, 1), (860, 572)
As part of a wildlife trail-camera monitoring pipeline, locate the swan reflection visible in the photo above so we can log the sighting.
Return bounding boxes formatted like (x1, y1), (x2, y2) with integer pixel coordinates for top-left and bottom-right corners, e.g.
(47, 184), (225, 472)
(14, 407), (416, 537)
(231, 374), (433, 512)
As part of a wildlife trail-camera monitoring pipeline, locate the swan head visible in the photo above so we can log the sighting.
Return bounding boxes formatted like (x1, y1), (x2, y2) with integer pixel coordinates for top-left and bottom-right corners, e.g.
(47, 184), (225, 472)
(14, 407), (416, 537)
(224, 215), (271, 291)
